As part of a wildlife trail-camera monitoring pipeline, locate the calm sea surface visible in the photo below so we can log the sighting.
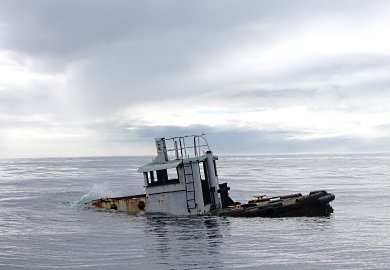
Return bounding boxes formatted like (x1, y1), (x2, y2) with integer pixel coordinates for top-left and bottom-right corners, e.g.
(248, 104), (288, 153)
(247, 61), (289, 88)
(1, 153), (389, 269)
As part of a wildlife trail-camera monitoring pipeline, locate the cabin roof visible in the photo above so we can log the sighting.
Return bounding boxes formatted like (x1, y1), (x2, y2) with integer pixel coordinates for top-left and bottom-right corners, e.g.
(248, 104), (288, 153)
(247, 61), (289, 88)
(137, 159), (181, 173)
(137, 155), (207, 173)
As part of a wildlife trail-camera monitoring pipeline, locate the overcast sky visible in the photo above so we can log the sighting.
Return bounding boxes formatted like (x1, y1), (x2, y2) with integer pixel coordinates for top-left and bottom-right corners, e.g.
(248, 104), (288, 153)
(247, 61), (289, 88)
(1, 0), (389, 158)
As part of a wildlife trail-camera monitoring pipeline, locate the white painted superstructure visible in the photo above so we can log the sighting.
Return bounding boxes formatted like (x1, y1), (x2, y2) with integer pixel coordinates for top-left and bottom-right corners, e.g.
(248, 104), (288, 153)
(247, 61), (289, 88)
(136, 134), (221, 215)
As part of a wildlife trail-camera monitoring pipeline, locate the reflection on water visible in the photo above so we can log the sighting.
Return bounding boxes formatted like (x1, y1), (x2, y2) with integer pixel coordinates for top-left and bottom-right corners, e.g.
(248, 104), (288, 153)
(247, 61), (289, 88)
(144, 216), (230, 269)
(141, 215), (333, 269)
(296, 216), (333, 231)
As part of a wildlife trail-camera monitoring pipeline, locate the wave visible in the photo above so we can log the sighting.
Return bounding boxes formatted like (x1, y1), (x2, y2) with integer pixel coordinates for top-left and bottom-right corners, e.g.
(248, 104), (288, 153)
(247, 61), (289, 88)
(70, 183), (115, 208)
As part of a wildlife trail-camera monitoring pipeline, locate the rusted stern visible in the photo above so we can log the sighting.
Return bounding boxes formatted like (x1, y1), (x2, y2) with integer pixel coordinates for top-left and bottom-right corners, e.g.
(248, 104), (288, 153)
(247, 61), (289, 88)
(88, 194), (148, 213)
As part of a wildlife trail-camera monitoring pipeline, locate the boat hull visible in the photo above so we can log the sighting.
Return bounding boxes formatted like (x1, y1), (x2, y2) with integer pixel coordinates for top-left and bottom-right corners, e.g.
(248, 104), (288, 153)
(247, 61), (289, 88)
(86, 190), (335, 218)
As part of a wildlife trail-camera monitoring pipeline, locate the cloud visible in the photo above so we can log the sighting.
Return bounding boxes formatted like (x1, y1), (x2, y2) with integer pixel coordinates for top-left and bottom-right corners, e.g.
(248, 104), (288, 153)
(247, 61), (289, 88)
(1, 1), (390, 157)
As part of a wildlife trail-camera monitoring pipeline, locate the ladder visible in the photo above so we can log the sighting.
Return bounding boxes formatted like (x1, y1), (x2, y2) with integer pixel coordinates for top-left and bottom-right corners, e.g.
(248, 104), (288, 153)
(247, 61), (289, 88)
(183, 162), (197, 213)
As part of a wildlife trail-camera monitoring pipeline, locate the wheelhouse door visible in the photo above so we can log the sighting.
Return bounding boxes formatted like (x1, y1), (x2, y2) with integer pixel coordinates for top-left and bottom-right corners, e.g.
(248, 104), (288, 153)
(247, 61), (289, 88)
(199, 161), (212, 205)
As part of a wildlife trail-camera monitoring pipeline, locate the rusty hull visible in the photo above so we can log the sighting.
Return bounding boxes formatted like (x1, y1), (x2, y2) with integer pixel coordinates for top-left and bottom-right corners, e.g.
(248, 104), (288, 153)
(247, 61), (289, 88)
(88, 194), (147, 213)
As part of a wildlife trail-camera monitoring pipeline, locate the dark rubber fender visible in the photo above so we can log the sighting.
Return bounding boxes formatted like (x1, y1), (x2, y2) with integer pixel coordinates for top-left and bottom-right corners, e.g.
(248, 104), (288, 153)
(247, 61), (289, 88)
(110, 203), (117, 210)
(309, 190), (327, 195)
(318, 194), (335, 204)
(296, 192), (326, 203)
(279, 193), (302, 200)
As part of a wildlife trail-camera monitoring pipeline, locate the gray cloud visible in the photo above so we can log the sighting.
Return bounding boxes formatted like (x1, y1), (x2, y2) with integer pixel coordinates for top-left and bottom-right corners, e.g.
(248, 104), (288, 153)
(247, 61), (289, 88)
(1, 0), (389, 157)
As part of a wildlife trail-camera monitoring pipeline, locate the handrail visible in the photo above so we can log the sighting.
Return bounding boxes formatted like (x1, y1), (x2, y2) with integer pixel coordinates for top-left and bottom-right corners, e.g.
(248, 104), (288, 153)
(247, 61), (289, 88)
(158, 134), (210, 161)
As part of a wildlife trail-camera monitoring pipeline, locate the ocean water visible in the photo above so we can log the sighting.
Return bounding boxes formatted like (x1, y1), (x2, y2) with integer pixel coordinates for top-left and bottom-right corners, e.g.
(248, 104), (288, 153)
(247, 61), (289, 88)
(0, 153), (389, 269)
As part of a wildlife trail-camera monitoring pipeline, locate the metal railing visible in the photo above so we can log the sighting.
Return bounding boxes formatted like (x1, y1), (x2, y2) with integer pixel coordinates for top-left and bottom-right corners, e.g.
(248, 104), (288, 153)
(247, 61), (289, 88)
(162, 134), (210, 161)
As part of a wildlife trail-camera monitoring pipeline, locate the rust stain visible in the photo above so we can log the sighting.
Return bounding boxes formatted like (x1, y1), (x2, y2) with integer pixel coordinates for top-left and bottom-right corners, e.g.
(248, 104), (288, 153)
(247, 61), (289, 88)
(196, 205), (201, 215)
(89, 195), (147, 213)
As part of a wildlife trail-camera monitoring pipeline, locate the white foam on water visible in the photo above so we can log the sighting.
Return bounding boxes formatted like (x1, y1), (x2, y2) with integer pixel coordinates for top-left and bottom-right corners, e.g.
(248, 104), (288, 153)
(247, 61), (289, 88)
(70, 183), (115, 208)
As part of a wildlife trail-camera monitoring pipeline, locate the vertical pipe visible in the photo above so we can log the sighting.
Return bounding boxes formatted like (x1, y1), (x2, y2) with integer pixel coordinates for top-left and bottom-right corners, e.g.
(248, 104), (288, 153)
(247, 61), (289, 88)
(174, 140), (179, 159)
(183, 137), (187, 158)
(193, 136), (197, 157)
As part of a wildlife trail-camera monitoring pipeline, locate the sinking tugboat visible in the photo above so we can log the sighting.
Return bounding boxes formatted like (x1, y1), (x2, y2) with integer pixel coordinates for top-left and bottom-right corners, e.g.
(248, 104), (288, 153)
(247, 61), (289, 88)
(87, 134), (335, 217)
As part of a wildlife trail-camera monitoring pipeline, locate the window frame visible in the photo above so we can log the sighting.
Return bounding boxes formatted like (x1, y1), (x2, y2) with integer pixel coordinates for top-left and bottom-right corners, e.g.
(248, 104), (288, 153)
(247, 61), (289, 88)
(146, 168), (179, 187)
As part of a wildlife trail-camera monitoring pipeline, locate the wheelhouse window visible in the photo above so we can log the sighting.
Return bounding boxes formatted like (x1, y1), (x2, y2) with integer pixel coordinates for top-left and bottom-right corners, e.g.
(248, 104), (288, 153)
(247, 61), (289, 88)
(145, 168), (179, 187)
